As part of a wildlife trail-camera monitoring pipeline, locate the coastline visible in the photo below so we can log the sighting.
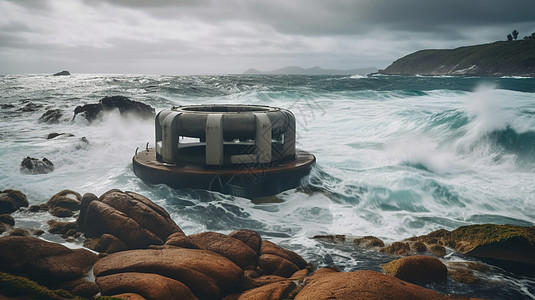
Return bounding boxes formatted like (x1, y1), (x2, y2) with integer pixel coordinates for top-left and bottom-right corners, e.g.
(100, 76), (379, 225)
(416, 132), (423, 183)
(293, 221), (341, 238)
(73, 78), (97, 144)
(1, 188), (533, 299)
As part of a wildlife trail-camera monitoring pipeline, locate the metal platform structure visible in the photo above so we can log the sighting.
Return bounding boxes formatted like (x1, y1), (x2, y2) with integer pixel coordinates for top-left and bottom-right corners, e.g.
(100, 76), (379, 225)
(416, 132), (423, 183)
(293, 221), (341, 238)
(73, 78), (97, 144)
(133, 104), (315, 198)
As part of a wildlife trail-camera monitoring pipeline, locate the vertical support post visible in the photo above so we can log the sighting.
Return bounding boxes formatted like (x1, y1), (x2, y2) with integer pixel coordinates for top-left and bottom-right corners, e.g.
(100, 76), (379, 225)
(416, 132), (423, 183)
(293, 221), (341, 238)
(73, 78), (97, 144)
(254, 113), (272, 163)
(206, 114), (223, 166)
(159, 111), (181, 163)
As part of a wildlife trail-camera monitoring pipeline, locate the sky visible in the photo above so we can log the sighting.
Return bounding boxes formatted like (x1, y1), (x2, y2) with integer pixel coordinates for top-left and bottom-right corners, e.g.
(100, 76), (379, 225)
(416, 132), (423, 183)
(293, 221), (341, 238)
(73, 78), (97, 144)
(1, 0), (535, 75)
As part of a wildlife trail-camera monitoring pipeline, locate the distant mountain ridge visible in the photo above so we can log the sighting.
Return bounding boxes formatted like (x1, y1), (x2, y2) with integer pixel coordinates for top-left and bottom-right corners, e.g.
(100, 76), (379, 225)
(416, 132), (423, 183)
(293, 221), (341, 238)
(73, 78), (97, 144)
(243, 66), (378, 75)
(379, 40), (535, 77)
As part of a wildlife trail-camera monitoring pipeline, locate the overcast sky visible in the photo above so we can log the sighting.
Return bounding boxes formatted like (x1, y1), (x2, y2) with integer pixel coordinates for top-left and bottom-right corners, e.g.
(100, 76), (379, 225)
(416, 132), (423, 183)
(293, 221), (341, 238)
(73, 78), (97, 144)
(1, 0), (534, 75)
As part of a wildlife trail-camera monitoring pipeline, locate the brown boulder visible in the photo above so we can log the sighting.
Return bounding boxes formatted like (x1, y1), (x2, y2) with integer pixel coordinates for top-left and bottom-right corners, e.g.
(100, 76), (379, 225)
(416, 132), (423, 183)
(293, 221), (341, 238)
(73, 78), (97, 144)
(84, 233), (128, 254)
(110, 293), (146, 300)
(85, 200), (163, 248)
(229, 229), (262, 255)
(47, 189), (81, 210)
(77, 192), (98, 231)
(257, 240), (307, 277)
(228, 280), (296, 300)
(260, 240), (307, 269)
(188, 231), (257, 270)
(0, 236), (98, 296)
(59, 277), (100, 299)
(381, 255), (448, 283)
(258, 254), (300, 278)
(239, 274), (289, 291)
(165, 232), (200, 249)
(97, 272), (198, 300)
(295, 270), (454, 300)
(0, 189), (28, 214)
(78, 190), (184, 250)
(93, 247), (243, 300)
(100, 190), (184, 240)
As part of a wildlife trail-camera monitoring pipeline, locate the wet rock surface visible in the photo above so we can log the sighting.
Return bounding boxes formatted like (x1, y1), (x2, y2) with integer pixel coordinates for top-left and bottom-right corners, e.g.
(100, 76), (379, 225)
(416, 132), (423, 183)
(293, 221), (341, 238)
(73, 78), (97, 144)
(73, 95), (155, 122)
(0, 236), (99, 297)
(0, 189), (28, 214)
(20, 157), (54, 174)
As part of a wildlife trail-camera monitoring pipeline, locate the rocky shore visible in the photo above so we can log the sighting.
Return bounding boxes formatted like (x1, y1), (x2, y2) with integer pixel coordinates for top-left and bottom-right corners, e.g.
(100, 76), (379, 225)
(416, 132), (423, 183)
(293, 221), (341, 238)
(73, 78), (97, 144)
(0, 188), (533, 299)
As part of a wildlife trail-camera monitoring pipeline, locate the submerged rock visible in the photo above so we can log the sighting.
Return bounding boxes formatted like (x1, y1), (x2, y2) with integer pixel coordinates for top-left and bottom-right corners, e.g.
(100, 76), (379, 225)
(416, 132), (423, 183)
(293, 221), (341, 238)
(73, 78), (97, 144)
(446, 261), (492, 284)
(73, 95), (155, 123)
(46, 132), (74, 139)
(38, 109), (64, 124)
(18, 102), (43, 112)
(20, 157), (54, 175)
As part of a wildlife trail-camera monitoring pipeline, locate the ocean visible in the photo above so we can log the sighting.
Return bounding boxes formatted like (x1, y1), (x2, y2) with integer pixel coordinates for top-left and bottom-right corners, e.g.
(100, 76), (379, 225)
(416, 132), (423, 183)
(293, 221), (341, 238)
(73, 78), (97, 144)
(1, 74), (534, 299)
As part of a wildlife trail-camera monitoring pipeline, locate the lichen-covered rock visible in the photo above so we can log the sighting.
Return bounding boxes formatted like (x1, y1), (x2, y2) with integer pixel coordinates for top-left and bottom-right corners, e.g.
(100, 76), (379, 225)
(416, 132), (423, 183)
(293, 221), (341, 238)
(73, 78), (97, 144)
(93, 248), (243, 300)
(295, 270), (456, 300)
(77, 189), (184, 250)
(0, 236), (98, 297)
(0, 189), (28, 214)
(20, 157), (54, 174)
(381, 255), (448, 284)
(353, 235), (385, 248)
(0, 271), (76, 299)
(380, 241), (411, 256)
(450, 224), (535, 265)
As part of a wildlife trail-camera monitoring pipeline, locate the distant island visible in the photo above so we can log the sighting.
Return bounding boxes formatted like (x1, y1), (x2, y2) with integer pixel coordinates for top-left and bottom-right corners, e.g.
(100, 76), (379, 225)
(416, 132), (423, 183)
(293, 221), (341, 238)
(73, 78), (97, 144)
(53, 70), (71, 76)
(379, 39), (535, 77)
(243, 66), (378, 75)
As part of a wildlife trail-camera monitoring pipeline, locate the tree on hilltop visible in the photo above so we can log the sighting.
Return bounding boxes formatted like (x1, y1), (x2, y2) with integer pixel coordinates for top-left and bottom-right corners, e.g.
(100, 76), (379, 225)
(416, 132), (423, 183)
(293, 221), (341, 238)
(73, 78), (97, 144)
(507, 34), (513, 41)
(524, 32), (535, 40)
(512, 29), (519, 40)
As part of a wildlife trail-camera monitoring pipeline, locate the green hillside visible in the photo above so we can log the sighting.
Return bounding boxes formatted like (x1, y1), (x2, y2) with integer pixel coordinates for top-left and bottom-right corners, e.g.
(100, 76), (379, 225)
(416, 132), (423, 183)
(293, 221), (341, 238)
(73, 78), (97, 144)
(379, 40), (535, 77)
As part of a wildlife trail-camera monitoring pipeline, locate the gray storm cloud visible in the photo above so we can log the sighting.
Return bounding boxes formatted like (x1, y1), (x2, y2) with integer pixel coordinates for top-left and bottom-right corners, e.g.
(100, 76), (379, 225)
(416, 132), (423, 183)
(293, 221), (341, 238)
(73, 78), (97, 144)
(1, 0), (534, 74)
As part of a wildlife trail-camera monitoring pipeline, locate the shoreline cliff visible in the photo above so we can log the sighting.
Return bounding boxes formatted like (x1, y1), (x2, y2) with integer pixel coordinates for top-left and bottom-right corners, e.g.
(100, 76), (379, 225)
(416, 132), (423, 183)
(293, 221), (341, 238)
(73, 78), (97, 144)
(379, 40), (535, 77)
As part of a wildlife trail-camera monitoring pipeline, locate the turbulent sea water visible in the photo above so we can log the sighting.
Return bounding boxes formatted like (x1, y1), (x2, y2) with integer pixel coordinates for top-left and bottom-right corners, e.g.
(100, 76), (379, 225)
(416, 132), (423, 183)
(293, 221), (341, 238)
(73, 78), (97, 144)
(1, 74), (534, 299)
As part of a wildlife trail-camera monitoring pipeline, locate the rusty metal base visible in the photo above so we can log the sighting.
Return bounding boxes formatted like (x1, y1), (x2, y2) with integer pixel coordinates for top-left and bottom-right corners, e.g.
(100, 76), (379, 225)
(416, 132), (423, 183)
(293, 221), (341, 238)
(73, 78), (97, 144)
(132, 148), (315, 198)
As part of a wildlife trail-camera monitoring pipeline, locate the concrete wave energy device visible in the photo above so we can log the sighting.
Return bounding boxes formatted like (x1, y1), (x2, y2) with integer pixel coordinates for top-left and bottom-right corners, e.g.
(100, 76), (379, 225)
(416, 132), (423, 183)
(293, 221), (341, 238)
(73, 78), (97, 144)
(133, 104), (316, 198)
